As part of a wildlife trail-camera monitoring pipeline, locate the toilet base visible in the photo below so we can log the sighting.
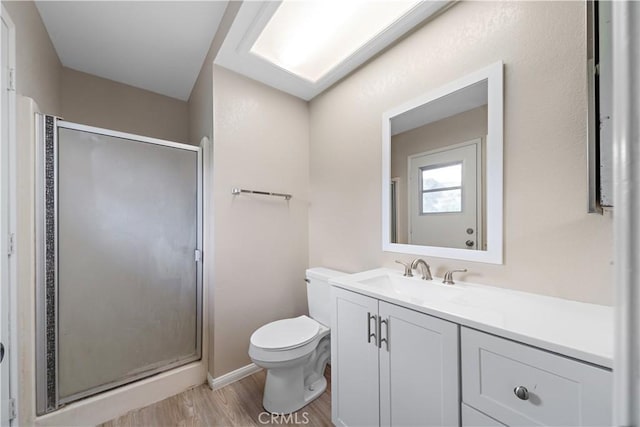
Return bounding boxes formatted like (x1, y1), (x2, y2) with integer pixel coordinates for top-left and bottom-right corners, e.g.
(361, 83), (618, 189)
(260, 336), (330, 414)
(262, 369), (327, 414)
(302, 376), (327, 406)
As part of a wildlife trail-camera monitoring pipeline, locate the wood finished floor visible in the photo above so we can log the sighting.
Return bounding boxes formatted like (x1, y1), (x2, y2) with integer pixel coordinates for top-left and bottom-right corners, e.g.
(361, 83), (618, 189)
(99, 368), (332, 427)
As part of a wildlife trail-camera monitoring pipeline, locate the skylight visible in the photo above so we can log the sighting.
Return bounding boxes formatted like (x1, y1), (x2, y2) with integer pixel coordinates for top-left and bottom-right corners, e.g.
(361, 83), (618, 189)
(250, 0), (422, 83)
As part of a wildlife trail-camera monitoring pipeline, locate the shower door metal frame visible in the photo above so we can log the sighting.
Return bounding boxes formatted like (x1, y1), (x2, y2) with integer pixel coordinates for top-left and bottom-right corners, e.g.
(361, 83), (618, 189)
(35, 115), (203, 415)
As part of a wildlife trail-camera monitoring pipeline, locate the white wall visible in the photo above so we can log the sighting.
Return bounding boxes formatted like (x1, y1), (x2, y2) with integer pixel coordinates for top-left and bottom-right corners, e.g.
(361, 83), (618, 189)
(309, 1), (613, 305)
(211, 65), (310, 376)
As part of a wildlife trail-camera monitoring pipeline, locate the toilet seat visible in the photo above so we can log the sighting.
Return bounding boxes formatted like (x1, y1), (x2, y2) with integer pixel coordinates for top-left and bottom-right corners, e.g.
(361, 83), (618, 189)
(250, 315), (320, 351)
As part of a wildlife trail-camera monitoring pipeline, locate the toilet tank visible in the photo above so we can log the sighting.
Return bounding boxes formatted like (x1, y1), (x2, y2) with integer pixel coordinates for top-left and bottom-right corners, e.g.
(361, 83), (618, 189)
(306, 267), (345, 327)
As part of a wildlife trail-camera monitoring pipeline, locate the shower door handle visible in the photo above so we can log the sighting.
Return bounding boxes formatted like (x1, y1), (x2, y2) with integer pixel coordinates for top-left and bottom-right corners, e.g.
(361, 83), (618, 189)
(0, 342), (4, 363)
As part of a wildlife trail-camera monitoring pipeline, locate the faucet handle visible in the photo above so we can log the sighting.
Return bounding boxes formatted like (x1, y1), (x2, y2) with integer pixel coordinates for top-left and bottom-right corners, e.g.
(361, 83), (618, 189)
(443, 269), (467, 285)
(395, 260), (413, 277)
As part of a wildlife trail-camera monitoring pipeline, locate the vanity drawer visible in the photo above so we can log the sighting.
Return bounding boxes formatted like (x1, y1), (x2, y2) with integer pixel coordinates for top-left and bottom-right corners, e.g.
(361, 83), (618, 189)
(461, 327), (612, 426)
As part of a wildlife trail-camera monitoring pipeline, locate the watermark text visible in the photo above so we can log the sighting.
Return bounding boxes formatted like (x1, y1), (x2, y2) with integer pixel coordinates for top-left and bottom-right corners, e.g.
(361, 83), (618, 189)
(258, 411), (310, 424)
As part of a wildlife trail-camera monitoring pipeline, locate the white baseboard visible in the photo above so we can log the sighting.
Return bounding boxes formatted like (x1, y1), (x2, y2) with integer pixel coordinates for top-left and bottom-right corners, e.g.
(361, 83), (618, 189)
(207, 363), (262, 391)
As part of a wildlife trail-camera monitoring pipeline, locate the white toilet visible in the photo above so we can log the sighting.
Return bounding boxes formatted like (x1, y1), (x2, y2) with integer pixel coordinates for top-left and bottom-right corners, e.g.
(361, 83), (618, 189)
(248, 267), (344, 414)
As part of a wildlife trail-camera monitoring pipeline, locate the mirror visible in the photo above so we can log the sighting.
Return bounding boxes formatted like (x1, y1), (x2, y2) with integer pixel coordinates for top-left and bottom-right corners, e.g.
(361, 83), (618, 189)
(382, 62), (503, 264)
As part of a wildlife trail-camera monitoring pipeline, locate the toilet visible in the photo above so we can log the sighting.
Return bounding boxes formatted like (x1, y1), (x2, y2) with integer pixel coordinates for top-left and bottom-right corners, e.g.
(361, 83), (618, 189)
(248, 267), (344, 414)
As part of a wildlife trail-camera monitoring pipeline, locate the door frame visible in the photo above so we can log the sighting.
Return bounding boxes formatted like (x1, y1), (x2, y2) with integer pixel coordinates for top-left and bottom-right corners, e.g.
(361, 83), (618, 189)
(612, 2), (640, 424)
(406, 138), (483, 249)
(0, 5), (17, 425)
(389, 177), (400, 243)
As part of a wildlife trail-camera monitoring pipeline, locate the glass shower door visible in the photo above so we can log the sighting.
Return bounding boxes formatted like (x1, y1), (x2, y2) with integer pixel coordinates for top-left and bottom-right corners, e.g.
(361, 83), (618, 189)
(36, 117), (202, 414)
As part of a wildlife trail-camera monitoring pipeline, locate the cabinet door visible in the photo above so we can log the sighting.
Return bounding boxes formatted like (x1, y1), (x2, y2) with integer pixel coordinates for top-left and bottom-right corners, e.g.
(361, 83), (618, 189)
(379, 301), (460, 427)
(331, 287), (380, 427)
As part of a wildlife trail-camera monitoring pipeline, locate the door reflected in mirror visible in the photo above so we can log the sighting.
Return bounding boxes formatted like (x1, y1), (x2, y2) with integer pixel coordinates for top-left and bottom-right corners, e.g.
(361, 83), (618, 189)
(390, 85), (487, 250)
(382, 62), (503, 264)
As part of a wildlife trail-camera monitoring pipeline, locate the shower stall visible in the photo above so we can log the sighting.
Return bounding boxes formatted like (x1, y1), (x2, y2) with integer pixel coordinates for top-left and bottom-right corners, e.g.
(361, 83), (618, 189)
(35, 115), (202, 414)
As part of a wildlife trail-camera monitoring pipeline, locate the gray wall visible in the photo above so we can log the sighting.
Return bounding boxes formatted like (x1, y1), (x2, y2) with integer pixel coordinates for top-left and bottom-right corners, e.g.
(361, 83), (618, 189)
(4, 0), (192, 143)
(211, 65), (310, 377)
(61, 67), (189, 144)
(3, 0), (61, 115)
(188, 1), (241, 146)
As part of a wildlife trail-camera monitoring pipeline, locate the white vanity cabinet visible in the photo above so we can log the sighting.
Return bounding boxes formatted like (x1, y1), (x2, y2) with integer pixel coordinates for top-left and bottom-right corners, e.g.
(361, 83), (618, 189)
(331, 287), (460, 427)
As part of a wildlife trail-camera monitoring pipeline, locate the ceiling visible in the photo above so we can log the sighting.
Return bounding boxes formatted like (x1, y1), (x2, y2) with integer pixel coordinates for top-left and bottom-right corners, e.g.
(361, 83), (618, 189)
(35, 1), (451, 103)
(215, 1), (450, 101)
(391, 80), (488, 135)
(35, 1), (228, 101)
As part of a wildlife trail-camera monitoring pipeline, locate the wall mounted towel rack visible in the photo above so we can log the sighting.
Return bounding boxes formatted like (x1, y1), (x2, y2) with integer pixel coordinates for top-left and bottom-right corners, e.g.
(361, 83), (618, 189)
(232, 187), (292, 200)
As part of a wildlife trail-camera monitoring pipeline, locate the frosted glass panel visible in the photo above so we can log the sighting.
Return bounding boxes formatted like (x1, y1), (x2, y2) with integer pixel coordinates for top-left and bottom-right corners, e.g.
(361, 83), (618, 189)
(57, 128), (199, 400)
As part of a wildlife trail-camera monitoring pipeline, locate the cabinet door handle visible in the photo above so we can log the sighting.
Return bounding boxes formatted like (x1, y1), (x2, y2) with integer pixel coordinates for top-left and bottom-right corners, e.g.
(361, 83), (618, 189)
(367, 312), (377, 346)
(379, 317), (389, 351)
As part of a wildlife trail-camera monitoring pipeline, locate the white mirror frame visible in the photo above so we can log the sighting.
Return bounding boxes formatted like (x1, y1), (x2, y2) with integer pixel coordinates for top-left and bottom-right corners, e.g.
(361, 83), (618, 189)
(382, 61), (503, 264)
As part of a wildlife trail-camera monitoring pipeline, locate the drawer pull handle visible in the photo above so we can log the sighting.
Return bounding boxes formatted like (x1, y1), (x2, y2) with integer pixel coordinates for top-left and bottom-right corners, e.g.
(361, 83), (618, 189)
(513, 386), (530, 400)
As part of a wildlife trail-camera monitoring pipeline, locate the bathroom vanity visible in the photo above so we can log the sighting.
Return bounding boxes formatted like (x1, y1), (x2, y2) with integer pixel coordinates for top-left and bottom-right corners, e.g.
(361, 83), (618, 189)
(329, 269), (613, 427)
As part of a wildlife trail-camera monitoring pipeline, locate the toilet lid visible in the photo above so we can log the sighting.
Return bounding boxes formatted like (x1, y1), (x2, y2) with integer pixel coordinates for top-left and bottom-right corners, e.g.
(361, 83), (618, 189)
(250, 316), (320, 351)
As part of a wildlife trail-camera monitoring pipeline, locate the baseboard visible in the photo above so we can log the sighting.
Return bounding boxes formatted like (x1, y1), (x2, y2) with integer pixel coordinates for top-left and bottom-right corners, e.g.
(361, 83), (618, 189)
(207, 363), (262, 391)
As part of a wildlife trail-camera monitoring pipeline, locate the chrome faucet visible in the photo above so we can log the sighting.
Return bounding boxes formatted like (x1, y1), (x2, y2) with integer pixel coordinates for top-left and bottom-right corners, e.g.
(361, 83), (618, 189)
(395, 260), (413, 277)
(443, 269), (467, 285)
(411, 258), (433, 280)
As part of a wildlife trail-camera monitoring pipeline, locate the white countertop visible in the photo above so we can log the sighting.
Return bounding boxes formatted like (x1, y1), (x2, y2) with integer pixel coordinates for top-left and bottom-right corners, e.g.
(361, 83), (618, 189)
(329, 268), (613, 369)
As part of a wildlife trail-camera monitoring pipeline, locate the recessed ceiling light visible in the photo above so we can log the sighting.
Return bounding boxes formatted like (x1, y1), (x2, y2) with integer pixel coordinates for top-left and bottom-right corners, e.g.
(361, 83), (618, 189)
(250, 0), (422, 83)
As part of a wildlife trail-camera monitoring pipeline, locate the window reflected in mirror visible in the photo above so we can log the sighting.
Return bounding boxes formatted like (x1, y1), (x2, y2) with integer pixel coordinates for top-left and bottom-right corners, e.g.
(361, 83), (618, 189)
(420, 162), (463, 214)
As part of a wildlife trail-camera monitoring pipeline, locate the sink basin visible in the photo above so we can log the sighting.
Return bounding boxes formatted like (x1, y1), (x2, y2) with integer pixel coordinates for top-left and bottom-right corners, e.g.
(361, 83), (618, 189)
(332, 269), (508, 330)
(357, 272), (463, 304)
